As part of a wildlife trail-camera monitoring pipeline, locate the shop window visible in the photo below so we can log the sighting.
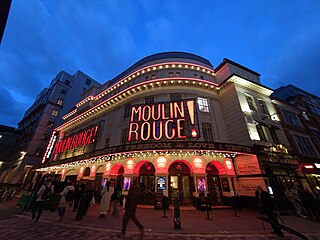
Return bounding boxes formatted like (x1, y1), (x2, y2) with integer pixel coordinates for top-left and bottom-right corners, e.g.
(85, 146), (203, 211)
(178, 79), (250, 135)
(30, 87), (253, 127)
(282, 110), (302, 126)
(256, 124), (267, 142)
(202, 122), (214, 142)
(85, 78), (92, 86)
(197, 97), (209, 112)
(245, 95), (257, 111)
(121, 128), (129, 144)
(51, 110), (59, 116)
(257, 99), (269, 115)
(56, 98), (63, 106)
(144, 96), (154, 105)
(293, 135), (319, 157)
(60, 88), (67, 95)
(124, 104), (131, 118)
(47, 121), (55, 128)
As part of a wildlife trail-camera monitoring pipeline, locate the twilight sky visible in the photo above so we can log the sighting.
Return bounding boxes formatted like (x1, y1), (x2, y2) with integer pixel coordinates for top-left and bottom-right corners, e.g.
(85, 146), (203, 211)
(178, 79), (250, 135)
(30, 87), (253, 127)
(1, 0), (320, 128)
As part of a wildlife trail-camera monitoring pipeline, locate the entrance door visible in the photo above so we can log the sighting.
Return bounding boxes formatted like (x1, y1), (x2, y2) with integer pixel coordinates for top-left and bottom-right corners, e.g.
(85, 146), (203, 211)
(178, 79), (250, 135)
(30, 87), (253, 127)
(138, 162), (155, 205)
(206, 163), (223, 205)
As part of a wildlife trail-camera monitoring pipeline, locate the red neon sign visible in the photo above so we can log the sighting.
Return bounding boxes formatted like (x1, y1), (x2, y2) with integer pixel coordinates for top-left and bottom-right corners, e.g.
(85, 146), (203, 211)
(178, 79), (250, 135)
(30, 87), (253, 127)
(53, 125), (99, 154)
(128, 99), (197, 141)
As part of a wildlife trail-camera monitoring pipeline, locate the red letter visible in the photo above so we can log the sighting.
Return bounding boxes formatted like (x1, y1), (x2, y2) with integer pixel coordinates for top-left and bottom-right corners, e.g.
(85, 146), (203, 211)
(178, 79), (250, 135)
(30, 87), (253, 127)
(161, 103), (169, 120)
(140, 122), (151, 141)
(128, 123), (139, 141)
(164, 120), (175, 139)
(151, 104), (161, 121)
(142, 105), (151, 121)
(152, 121), (162, 140)
(174, 102), (185, 118)
(177, 119), (186, 139)
(130, 106), (142, 122)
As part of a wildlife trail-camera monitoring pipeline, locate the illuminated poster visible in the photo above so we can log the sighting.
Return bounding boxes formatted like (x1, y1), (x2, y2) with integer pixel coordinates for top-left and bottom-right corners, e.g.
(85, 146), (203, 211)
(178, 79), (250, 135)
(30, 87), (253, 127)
(123, 177), (131, 191)
(197, 177), (207, 192)
(157, 177), (166, 191)
(128, 99), (199, 142)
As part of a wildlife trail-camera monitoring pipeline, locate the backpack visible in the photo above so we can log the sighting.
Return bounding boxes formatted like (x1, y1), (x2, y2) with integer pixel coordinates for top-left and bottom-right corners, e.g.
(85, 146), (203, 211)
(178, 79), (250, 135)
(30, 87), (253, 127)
(41, 184), (52, 200)
(65, 188), (74, 202)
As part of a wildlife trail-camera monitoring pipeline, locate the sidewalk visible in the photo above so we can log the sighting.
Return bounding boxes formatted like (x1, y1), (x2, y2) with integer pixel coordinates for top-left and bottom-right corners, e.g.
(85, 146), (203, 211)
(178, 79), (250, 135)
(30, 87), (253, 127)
(3, 197), (320, 236)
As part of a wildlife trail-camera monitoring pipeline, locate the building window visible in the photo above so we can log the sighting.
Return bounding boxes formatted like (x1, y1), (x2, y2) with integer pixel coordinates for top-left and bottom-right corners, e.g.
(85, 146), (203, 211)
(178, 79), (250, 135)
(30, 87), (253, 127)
(246, 95), (257, 111)
(144, 96), (154, 105)
(60, 88), (67, 95)
(193, 74), (198, 78)
(145, 76), (149, 81)
(56, 98), (63, 106)
(202, 122), (214, 142)
(51, 110), (59, 116)
(197, 97), (209, 112)
(176, 72), (181, 77)
(121, 128), (129, 144)
(47, 121), (55, 128)
(41, 134), (49, 141)
(269, 128), (279, 144)
(256, 124), (267, 142)
(200, 75), (204, 79)
(257, 99), (269, 115)
(170, 94), (182, 101)
(124, 104), (131, 118)
(309, 104), (320, 116)
(151, 74), (156, 79)
(85, 78), (92, 86)
(293, 135), (319, 157)
(65, 79), (71, 86)
(168, 72), (173, 77)
(35, 147), (45, 157)
(105, 138), (110, 148)
(302, 111), (310, 120)
(282, 110), (302, 126)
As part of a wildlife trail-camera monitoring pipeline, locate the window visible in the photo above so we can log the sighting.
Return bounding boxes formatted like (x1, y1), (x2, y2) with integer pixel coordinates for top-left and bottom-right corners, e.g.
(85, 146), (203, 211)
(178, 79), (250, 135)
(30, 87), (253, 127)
(256, 124), (267, 141)
(82, 88), (87, 92)
(145, 76), (149, 81)
(246, 95), (257, 111)
(144, 96), (154, 105)
(302, 111), (309, 120)
(60, 88), (67, 95)
(168, 72), (173, 77)
(51, 110), (59, 116)
(193, 74), (198, 78)
(282, 110), (302, 126)
(121, 128), (129, 144)
(197, 97), (209, 112)
(47, 121), (55, 128)
(293, 135), (319, 157)
(269, 128), (279, 144)
(170, 94), (182, 101)
(35, 147), (45, 157)
(64, 79), (71, 86)
(200, 75), (204, 79)
(309, 104), (320, 116)
(56, 98), (63, 106)
(124, 104), (131, 118)
(85, 78), (92, 86)
(151, 74), (156, 79)
(105, 138), (110, 148)
(202, 122), (214, 142)
(41, 134), (49, 141)
(257, 99), (269, 115)
(176, 72), (181, 77)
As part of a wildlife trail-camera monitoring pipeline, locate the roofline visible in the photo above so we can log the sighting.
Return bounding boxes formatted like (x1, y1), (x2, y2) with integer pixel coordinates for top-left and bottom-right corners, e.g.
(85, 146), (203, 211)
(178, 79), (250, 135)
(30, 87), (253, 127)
(215, 58), (261, 77)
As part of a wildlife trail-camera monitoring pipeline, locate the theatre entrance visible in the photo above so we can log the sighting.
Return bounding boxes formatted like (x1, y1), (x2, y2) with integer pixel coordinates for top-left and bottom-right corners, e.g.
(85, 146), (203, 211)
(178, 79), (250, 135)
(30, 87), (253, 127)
(138, 162), (155, 205)
(169, 161), (193, 205)
(206, 162), (223, 205)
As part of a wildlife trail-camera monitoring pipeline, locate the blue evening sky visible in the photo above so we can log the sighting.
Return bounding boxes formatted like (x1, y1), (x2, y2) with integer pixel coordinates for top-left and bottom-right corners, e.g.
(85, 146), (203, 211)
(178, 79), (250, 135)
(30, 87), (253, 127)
(1, 0), (320, 127)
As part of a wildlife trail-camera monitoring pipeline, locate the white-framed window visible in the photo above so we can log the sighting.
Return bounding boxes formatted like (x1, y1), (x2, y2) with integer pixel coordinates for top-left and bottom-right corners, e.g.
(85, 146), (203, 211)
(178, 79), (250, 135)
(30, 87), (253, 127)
(245, 95), (257, 111)
(197, 97), (209, 112)
(257, 99), (269, 115)
(293, 135), (319, 157)
(51, 110), (59, 116)
(282, 109), (302, 126)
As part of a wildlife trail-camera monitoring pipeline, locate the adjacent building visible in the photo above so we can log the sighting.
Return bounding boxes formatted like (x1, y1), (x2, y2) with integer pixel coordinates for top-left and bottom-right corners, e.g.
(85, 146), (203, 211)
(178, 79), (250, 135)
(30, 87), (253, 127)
(0, 70), (100, 184)
(271, 85), (320, 195)
(37, 52), (304, 208)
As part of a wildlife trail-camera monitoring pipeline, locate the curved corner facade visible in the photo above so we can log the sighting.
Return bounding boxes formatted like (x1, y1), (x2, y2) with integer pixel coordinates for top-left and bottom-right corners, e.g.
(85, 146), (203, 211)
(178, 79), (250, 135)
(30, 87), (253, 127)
(37, 52), (303, 207)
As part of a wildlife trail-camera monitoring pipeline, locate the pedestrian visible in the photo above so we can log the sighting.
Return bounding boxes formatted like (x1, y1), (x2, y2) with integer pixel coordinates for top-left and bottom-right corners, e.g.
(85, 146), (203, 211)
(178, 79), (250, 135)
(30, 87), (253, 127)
(255, 185), (284, 237)
(73, 181), (84, 212)
(284, 188), (305, 217)
(297, 186), (320, 221)
(119, 182), (144, 238)
(112, 182), (122, 217)
(57, 181), (74, 221)
(32, 179), (54, 223)
(99, 180), (113, 218)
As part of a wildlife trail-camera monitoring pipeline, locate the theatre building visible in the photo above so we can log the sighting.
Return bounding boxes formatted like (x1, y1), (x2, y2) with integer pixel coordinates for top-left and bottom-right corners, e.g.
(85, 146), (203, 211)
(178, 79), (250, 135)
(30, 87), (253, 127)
(37, 52), (303, 208)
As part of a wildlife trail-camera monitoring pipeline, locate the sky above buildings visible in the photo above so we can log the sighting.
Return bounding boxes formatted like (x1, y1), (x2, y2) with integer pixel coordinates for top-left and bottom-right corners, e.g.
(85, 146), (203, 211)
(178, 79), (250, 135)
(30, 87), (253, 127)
(0, 0), (320, 128)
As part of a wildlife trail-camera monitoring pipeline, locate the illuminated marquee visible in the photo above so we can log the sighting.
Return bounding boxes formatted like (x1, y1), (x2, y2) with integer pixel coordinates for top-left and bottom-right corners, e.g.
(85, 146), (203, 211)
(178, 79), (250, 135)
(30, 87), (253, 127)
(128, 99), (198, 141)
(53, 125), (99, 154)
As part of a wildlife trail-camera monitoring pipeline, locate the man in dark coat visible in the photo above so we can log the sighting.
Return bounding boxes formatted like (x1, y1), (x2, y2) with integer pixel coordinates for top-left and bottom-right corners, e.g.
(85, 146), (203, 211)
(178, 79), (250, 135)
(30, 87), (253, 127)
(255, 185), (284, 237)
(119, 182), (144, 238)
(297, 186), (320, 221)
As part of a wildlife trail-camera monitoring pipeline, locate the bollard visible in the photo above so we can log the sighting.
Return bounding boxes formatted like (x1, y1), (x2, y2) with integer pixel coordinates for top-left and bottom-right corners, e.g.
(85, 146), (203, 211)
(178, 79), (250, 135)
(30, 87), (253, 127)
(162, 195), (168, 218)
(173, 198), (181, 229)
(205, 197), (212, 220)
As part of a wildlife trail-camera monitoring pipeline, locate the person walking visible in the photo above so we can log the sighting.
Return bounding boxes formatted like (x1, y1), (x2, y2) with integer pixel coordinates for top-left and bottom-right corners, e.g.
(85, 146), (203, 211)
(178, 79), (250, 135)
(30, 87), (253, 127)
(99, 181), (113, 218)
(255, 185), (284, 237)
(112, 182), (122, 217)
(73, 181), (83, 212)
(284, 188), (305, 217)
(57, 181), (74, 221)
(298, 186), (320, 221)
(119, 182), (144, 238)
(32, 179), (54, 223)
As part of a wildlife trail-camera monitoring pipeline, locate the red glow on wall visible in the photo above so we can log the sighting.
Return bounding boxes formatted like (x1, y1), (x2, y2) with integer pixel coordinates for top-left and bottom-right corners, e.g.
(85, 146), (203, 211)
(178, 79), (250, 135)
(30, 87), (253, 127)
(193, 157), (203, 168)
(225, 160), (233, 170)
(126, 159), (134, 170)
(78, 166), (84, 178)
(156, 157), (167, 168)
